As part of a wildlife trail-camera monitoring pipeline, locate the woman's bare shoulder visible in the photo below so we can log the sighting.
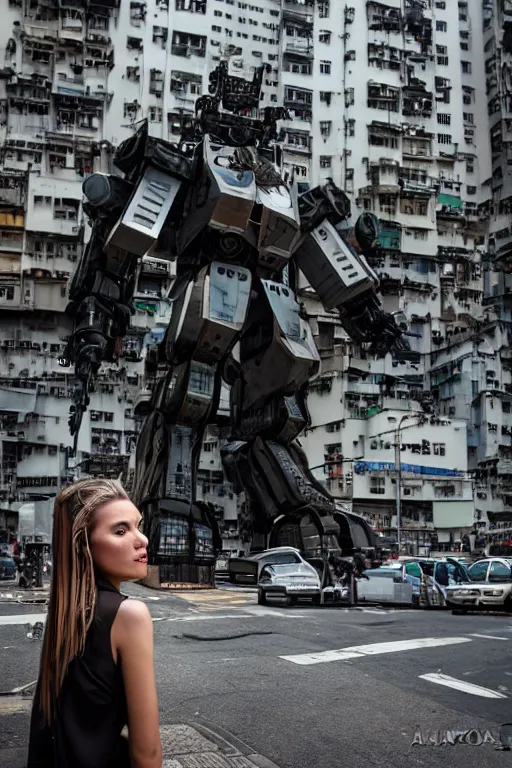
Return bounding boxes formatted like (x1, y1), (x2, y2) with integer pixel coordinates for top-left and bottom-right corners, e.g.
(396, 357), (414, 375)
(115, 598), (152, 632)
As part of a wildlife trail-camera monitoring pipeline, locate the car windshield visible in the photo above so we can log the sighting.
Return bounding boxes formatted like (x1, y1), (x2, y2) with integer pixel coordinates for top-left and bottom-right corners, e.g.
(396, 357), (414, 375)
(363, 568), (397, 578)
(267, 564), (309, 575)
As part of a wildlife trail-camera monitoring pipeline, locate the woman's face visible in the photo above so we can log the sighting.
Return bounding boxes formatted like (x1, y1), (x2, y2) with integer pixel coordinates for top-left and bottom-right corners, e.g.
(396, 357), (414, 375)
(89, 499), (148, 586)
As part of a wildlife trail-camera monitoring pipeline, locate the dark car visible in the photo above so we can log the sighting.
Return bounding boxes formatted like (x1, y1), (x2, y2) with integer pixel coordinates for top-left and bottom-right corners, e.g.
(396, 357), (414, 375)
(0, 554), (16, 580)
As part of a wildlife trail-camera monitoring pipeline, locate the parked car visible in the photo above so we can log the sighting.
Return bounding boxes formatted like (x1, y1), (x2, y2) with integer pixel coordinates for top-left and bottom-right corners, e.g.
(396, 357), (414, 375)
(258, 560), (322, 606)
(0, 554), (16, 580)
(378, 558), (469, 607)
(214, 550), (232, 579)
(228, 547), (304, 585)
(357, 566), (414, 605)
(445, 557), (512, 612)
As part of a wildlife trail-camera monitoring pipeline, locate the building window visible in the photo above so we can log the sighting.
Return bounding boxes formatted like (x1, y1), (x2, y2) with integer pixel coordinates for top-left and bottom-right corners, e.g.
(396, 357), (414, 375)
(320, 60), (331, 74)
(320, 155), (332, 168)
(437, 56), (449, 66)
(433, 443), (446, 456)
(379, 194), (396, 215)
(318, 1), (329, 18)
(437, 113), (451, 125)
(149, 106), (163, 122)
(400, 198), (428, 216)
(463, 112), (474, 123)
(176, 0), (206, 10)
(370, 477), (385, 495)
(437, 133), (452, 144)
(466, 158), (474, 173)
(436, 20), (447, 31)
(319, 30), (331, 44)
(435, 1), (446, 7)
(319, 120), (332, 137)
(461, 61), (472, 74)
(320, 91), (332, 105)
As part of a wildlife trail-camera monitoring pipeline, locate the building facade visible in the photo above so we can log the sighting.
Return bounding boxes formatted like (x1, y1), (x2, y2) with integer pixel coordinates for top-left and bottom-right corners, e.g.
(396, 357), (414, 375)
(0, 0), (509, 554)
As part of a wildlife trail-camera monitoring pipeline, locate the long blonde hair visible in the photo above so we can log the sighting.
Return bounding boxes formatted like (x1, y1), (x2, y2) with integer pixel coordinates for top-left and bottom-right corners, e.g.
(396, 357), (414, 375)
(38, 478), (129, 725)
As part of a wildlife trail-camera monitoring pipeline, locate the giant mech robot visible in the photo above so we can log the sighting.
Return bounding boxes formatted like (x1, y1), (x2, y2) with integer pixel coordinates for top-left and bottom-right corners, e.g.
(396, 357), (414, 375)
(62, 63), (409, 586)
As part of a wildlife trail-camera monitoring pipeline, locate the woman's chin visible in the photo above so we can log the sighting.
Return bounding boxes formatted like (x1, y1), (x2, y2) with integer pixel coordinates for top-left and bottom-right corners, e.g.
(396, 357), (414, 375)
(133, 561), (148, 579)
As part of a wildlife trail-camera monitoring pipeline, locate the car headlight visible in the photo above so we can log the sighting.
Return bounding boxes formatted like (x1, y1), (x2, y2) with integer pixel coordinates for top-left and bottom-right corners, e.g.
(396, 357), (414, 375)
(453, 589), (480, 596)
(483, 589), (504, 597)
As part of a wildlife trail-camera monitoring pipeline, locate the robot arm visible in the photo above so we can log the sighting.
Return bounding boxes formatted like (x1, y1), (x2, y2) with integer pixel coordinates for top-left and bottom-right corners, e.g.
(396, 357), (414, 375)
(62, 124), (192, 451)
(293, 181), (408, 355)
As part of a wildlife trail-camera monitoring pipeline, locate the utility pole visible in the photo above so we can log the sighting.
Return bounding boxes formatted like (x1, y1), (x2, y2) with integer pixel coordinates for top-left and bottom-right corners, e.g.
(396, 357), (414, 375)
(395, 429), (402, 555)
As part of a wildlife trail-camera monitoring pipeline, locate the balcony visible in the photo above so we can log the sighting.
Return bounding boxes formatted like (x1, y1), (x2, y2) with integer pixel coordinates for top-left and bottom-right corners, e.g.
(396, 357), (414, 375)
(376, 223), (401, 251)
(402, 88), (433, 118)
(0, 280), (21, 310)
(437, 193), (463, 220)
(282, 0), (314, 25)
(346, 381), (381, 396)
(367, 1), (402, 33)
(54, 71), (85, 96)
(399, 169), (435, 194)
(284, 38), (313, 58)
(367, 82), (400, 113)
(59, 16), (84, 42)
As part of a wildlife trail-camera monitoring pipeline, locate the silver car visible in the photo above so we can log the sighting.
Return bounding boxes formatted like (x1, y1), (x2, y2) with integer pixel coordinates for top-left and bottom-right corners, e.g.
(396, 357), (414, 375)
(445, 557), (512, 612)
(258, 561), (322, 606)
(228, 547), (306, 585)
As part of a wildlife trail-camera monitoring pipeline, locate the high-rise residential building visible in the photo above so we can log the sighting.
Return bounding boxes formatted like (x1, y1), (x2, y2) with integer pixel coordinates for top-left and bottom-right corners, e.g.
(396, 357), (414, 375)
(0, 0), (509, 555)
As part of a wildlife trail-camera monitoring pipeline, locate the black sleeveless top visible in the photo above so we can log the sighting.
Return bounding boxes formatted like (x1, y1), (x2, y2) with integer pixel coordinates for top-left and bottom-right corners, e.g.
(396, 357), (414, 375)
(28, 578), (129, 768)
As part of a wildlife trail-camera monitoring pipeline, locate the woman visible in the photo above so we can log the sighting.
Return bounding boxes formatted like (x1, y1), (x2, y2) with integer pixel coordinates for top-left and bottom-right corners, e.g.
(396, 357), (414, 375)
(28, 478), (162, 768)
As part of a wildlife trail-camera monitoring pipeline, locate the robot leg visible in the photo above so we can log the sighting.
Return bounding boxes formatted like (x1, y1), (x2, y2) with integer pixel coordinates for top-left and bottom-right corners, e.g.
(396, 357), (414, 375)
(134, 262), (252, 586)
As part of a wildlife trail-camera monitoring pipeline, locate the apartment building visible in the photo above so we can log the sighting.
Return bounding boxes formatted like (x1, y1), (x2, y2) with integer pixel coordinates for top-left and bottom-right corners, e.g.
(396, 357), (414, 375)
(0, 0), (508, 554)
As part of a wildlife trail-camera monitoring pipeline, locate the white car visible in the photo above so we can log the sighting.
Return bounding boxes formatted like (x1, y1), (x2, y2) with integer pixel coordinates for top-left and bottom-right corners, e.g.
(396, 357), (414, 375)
(257, 560), (322, 606)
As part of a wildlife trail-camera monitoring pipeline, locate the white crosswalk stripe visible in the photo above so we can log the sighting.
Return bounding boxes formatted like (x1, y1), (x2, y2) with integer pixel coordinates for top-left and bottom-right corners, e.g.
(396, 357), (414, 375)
(469, 633), (508, 640)
(419, 673), (508, 699)
(280, 636), (472, 666)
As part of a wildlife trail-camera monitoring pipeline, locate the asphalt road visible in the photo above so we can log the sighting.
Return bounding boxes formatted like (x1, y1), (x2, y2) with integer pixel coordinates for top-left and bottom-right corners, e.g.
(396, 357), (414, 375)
(1, 581), (512, 768)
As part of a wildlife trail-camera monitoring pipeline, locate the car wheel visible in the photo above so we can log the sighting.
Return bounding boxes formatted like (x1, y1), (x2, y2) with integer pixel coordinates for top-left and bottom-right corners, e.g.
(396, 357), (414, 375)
(257, 588), (267, 606)
(504, 596), (512, 614)
(228, 574), (237, 584)
(412, 594), (421, 609)
(312, 594), (321, 607)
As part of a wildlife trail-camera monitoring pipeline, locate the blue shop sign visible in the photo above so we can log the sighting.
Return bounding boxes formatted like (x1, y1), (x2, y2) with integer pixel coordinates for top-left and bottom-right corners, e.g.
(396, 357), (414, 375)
(354, 461), (463, 477)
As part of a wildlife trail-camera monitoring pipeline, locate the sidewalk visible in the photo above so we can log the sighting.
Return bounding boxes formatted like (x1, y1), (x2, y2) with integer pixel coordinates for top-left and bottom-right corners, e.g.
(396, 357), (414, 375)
(0, 711), (280, 768)
(0, 579), (258, 605)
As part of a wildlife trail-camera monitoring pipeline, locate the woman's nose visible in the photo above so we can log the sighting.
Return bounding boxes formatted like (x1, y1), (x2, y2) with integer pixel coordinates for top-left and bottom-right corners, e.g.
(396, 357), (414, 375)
(136, 530), (149, 547)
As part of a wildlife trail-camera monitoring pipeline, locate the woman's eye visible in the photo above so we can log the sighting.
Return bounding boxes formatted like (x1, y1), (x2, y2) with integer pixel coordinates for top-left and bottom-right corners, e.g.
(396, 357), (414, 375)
(115, 529), (126, 536)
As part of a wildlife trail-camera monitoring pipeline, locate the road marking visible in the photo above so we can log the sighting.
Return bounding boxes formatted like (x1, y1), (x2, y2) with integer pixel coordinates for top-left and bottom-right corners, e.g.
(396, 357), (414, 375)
(11, 679), (37, 693)
(469, 633), (508, 641)
(0, 613), (46, 626)
(280, 636), (471, 666)
(420, 673), (508, 699)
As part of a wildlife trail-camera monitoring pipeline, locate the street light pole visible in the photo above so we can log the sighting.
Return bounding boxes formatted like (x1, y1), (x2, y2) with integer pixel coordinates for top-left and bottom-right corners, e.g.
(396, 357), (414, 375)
(395, 427), (402, 555)
(395, 414), (413, 556)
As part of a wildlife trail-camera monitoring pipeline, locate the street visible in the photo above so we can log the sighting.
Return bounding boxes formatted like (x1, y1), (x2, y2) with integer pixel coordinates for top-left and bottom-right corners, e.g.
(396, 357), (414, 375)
(1, 582), (512, 768)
